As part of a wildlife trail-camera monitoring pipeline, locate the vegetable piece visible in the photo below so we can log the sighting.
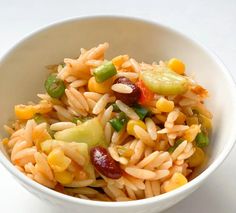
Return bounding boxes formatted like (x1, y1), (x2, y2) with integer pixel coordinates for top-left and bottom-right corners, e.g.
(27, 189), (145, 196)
(15, 105), (36, 120)
(54, 118), (108, 148)
(33, 114), (47, 124)
(136, 80), (154, 105)
(88, 76), (113, 94)
(195, 132), (209, 148)
(109, 112), (128, 132)
(127, 120), (146, 137)
(132, 104), (149, 120)
(72, 117), (81, 124)
(187, 147), (205, 167)
(168, 58), (185, 75)
(168, 139), (184, 153)
(112, 55), (129, 67)
(54, 171), (74, 185)
(164, 172), (188, 192)
(156, 97), (174, 113)
(93, 61), (117, 83)
(47, 148), (71, 172)
(113, 77), (141, 106)
(44, 74), (65, 98)
(140, 68), (188, 95)
(198, 114), (212, 132)
(90, 146), (122, 179)
(42, 140), (95, 180)
(112, 103), (120, 112)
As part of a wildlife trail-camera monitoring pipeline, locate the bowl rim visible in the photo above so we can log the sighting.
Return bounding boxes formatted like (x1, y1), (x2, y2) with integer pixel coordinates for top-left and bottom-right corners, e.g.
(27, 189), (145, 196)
(1, 15), (236, 207)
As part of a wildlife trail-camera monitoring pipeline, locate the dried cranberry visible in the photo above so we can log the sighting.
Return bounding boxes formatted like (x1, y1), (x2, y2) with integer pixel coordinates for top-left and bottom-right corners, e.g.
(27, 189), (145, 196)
(113, 77), (141, 106)
(90, 146), (122, 179)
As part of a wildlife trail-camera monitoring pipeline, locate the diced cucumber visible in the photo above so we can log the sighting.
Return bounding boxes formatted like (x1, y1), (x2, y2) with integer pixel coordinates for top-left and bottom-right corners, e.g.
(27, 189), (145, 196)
(54, 118), (108, 148)
(141, 68), (188, 95)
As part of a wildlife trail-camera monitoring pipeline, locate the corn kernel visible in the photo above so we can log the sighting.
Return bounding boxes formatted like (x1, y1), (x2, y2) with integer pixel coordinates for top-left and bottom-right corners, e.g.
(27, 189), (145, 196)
(127, 120), (146, 137)
(15, 105), (36, 120)
(168, 58), (185, 75)
(164, 172), (188, 192)
(54, 170), (74, 185)
(187, 147), (205, 167)
(156, 97), (174, 112)
(88, 76), (113, 94)
(183, 124), (200, 142)
(175, 112), (186, 125)
(47, 148), (71, 172)
(112, 55), (129, 67)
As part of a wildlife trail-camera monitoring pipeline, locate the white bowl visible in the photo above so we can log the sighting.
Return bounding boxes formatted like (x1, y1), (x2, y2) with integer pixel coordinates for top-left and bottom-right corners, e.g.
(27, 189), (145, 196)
(0, 16), (236, 213)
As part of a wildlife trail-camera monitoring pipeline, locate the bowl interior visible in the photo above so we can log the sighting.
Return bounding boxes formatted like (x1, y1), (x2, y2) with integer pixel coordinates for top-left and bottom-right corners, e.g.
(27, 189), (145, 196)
(0, 16), (236, 180)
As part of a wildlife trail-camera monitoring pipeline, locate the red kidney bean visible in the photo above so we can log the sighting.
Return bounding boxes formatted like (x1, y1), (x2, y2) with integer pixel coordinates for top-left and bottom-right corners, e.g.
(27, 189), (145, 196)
(113, 77), (141, 106)
(90, 146), (122, 179)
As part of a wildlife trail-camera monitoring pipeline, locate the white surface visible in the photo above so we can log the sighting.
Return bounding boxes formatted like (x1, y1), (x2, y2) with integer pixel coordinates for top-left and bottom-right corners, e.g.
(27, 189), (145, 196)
(0, 0), (235, 212)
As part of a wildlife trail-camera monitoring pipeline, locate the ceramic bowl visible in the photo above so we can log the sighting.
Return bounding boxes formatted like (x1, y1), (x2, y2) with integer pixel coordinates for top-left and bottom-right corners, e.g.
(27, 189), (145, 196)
(1, 16), (236, 213)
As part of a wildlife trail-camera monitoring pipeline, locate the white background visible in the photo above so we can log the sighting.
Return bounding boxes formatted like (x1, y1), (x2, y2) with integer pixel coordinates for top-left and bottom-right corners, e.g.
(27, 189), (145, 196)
(0, 0), (236, 212)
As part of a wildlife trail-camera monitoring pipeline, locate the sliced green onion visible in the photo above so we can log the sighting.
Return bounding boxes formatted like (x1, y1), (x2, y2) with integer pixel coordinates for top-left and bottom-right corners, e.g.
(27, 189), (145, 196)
(195, 132), (209, 148)
(133, 104), (149, 120)
(106, 102), (121, 112)
(111, 103), (121, 112)
(33, 114), (46, 124)
(109, 118), (124, 132)
(93, 61), (117, 83)
(72, 117), (80, 124)
(109, 112), (128, 132)
(168, 139), (184, 153)
(44, 74), (65, 98)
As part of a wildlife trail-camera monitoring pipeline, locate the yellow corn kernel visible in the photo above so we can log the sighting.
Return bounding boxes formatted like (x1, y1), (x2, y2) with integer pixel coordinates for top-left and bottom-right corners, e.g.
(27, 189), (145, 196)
(54, 170), (74, 185)
(168, 58), (185, 75)
(15, 105), (36, 120)
(188, 147), (205, 167)
(156, 97), (174, 113)
(164, 172), (188, 192)
(112, 55), (129, 67)
(88, 76), (113, 94)
(47, 148), (71, 172)
(127, 120), (146, 137)
(183, 124), (200, 142)
(175, 112), (186, 125)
